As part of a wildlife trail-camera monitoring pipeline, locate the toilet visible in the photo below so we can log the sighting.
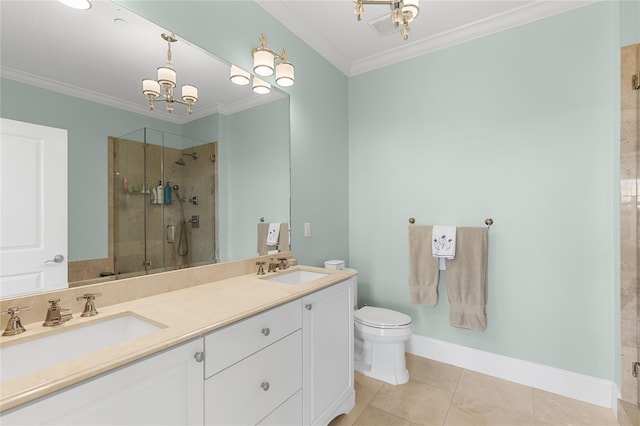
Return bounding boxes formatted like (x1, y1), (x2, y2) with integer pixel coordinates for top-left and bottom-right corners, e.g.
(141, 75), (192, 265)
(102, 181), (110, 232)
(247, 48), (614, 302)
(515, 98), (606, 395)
(354, 306), (413, 385)
(324, 260), (413, 385)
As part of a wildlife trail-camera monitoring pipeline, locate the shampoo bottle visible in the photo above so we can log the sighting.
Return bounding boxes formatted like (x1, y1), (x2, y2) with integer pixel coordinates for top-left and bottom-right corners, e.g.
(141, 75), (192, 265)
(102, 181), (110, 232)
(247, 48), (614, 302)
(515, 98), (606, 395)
(164, 182), (172, 204)
(156, 180), (163, 204)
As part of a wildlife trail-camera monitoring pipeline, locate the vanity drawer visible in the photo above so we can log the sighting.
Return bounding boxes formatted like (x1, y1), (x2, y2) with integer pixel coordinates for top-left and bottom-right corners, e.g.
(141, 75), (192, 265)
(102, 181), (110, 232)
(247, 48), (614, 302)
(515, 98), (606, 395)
(205, 299), (301, 378)
(258, 389), (302, 426)
(204, 330), (302, 426)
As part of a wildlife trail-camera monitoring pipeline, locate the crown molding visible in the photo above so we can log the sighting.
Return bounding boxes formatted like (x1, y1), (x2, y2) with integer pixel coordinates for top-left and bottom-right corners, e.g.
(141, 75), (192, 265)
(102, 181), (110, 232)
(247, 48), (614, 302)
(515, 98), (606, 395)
(0, 66), (277, 124)
(258, 1), (598, 77)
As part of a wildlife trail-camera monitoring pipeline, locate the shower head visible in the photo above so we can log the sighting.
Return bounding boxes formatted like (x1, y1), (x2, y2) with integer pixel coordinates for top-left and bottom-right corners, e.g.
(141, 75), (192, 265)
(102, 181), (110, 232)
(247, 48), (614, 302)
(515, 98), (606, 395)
(175, 152), (197, 165)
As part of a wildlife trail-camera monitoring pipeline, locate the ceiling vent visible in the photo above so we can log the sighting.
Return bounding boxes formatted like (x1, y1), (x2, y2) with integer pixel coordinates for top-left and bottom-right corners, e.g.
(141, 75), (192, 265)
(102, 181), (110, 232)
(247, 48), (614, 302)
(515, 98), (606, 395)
(368, 13), (397, 36)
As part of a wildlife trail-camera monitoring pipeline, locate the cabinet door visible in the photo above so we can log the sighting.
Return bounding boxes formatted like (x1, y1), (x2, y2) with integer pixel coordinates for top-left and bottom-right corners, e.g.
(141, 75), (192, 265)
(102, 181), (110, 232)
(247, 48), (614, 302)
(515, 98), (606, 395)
(1, 339), (204, 425)
(303, 278), (355, 426)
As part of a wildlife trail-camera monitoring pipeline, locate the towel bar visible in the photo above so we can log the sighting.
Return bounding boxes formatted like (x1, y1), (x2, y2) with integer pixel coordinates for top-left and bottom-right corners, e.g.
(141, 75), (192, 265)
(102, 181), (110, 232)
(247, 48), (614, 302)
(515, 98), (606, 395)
(408, 217), (494, 229)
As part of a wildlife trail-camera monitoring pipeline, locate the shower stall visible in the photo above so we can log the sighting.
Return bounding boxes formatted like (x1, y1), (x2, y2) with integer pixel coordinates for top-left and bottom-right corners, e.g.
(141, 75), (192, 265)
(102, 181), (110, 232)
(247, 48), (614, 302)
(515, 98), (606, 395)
(110, 128), (217, 277)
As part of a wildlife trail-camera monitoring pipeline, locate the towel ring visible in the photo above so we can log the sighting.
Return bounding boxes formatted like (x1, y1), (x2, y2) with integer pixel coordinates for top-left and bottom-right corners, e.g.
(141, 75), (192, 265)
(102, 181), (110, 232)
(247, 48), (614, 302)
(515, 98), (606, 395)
(259, 217), (265, 223)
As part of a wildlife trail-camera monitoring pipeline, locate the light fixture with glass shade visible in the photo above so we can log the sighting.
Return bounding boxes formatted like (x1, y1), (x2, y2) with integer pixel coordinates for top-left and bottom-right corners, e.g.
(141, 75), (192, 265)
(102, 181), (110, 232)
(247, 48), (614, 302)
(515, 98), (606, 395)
(252, 76), (271, 95)
(229, 34), (295, 94)
(229, 65), (250, 85)
(353, 0), (420, 40)
(142, 33), (198, 114)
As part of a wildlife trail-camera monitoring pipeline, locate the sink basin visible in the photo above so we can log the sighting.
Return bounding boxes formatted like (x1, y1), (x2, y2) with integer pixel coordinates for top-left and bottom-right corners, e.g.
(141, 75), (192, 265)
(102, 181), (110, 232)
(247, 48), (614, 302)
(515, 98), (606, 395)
(0, 314), (162, 382)
(264, 270), (328, 285)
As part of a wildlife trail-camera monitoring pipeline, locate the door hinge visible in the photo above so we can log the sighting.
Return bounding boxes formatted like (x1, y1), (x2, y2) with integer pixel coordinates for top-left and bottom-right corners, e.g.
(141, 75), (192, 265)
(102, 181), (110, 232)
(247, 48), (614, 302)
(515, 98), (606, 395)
(632, 361), (640, 378)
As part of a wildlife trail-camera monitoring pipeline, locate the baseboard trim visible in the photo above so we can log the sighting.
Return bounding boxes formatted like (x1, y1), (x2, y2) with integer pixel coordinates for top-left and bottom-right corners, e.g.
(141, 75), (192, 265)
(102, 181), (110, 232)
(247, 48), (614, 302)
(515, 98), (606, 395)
(406, 334), (618, 410)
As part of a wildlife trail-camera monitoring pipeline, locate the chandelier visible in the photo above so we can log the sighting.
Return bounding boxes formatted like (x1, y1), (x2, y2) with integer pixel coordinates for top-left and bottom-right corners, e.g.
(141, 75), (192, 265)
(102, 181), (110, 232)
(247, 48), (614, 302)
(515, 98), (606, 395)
(229, 34), (295, 95)
(142, 33), (198, 114)
(353, 0), (420, 40)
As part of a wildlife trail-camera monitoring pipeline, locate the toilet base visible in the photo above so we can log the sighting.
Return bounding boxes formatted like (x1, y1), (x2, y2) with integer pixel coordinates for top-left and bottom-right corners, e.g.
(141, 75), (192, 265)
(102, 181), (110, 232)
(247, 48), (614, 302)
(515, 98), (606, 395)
(354, 337), (409, 385)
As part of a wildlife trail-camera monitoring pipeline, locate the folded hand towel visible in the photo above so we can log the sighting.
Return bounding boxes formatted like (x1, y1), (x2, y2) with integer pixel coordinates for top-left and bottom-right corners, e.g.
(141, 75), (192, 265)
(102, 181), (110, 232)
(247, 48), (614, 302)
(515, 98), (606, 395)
(409, 226), (440, 306)
(446, 227), (488, 331)
(266, 222), (280, 246)
(432, 225), (456, 259)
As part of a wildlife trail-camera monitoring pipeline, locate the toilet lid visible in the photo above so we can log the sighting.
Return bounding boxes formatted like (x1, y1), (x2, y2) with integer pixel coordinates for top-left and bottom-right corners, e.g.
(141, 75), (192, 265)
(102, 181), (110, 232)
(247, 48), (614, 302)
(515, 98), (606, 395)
(354, 306), (412, 328)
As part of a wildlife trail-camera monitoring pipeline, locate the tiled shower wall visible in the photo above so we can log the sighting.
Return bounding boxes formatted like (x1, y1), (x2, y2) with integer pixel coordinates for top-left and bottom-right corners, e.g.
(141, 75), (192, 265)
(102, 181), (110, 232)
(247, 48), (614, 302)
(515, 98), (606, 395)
(621, 43), (639, 405)
(111, 137), (216, 276)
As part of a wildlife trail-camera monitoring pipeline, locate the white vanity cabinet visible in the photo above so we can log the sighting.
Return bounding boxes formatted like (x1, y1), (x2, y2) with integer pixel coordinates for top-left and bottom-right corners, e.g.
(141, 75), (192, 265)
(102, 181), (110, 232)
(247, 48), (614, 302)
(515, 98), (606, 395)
(204, 300), (303, 425)
(0, 338), (204, 425)
(302, 277), (355, 426)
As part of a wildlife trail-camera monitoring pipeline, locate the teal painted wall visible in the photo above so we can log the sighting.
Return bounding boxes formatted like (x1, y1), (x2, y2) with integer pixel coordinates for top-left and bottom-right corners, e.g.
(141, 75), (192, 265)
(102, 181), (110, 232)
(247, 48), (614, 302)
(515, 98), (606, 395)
(348, 2), (620, 381)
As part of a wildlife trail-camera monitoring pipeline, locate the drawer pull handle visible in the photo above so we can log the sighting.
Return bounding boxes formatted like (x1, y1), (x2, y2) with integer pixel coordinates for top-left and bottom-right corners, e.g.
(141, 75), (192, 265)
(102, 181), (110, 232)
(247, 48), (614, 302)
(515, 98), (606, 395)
(305, 304), (312, 311)
(261, 327), (270, 336)
(194, 352), (205, 363)
(261, 382), (270, 391)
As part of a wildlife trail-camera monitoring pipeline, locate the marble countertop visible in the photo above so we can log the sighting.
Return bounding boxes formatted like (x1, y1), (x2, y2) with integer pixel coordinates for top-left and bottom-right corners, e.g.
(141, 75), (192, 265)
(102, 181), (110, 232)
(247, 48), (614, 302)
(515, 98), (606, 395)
(0, 265), (356, 413)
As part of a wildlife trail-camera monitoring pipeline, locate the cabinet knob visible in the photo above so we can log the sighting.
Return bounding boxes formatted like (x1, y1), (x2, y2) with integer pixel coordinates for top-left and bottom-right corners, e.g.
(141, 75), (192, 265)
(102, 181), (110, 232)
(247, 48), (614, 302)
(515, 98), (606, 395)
(261, 382), (270, 391)
(194, 352), (205, 363)
(305, 304), (312, 311)
(261, 327), (270, 336)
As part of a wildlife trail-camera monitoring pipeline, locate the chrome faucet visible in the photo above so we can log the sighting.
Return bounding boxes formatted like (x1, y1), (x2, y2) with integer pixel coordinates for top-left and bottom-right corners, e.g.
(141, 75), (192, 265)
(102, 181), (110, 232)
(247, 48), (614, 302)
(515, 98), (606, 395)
(43, 299), (72, 326)
(1, 306), (30, 336)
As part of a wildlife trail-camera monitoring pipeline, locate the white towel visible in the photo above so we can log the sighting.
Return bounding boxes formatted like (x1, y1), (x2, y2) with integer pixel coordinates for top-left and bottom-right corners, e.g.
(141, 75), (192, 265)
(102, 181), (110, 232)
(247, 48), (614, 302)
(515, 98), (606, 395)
(432, 225), (456, 259)
(266, 222), (281, 246)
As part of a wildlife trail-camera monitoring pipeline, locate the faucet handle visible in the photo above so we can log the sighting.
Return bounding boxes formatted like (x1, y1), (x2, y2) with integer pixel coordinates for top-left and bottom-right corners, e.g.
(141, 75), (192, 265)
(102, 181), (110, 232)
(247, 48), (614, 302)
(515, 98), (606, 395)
(1, 306), (30, 336)
(277, 257), (289, 270)
(1, 306), (31, 316)
(77, 293), (102, 317)
(256, 261), (266, 276)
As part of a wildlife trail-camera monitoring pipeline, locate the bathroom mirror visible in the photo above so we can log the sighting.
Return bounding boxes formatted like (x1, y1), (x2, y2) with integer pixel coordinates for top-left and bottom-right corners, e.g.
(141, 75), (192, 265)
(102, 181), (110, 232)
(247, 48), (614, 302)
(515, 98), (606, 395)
(0, 1), (290, 293)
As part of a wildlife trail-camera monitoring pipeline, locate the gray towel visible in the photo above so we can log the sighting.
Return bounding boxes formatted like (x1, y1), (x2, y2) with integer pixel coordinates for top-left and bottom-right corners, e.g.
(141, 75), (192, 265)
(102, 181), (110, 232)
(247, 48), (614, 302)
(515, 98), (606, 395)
(408, 226), (440, 305)
(445, 227), (488, 331)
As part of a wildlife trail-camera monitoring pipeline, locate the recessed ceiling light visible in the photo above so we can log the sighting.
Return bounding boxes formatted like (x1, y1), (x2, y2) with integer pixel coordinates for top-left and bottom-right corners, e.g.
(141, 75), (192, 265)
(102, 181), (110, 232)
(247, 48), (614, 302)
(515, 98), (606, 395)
(58, 0), (92, 10)
(114, 18), (127, 25)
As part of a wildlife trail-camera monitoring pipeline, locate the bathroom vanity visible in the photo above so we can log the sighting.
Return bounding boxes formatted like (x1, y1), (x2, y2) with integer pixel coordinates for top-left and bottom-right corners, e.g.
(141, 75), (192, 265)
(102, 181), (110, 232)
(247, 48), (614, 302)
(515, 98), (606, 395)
(0, 263), (355, 426)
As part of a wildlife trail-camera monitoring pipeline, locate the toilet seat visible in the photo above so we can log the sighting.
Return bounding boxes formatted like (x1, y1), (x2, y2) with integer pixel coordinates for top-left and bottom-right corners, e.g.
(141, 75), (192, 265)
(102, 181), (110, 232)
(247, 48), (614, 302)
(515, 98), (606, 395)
(354, 306), (412, 329)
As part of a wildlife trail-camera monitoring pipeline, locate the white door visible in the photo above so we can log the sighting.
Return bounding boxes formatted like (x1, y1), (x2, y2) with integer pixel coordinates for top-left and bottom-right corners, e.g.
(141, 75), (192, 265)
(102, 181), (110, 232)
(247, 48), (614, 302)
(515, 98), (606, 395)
(0, 118), (68, 298)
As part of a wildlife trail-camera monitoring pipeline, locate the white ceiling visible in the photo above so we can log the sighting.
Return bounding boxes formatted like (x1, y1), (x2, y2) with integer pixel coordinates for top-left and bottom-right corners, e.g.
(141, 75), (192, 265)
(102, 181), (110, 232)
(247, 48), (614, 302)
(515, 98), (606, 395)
(256, 0), (596, 76)
(1, 1), (596, 124)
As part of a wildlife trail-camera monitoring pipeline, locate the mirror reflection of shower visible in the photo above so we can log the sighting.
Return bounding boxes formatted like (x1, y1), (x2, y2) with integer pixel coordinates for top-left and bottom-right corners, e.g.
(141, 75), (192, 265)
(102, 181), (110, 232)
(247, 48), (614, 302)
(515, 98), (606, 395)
(112, 130), (217, 278)
(173, 185), (189, 257)
(175, 151), (198, 166)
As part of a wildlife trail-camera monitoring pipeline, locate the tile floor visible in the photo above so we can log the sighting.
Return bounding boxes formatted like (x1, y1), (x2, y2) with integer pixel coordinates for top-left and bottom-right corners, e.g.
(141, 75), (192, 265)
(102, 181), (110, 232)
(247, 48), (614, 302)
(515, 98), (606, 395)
(329, 354), (619, 426)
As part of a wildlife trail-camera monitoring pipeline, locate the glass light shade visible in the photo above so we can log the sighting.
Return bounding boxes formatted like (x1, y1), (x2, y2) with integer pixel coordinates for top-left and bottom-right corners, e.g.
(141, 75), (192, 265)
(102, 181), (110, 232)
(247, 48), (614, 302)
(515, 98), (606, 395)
(142, 79), (160, 97)
(157, 67), (176, 88)
(402, 0), (419, 20)
(275, 62), (295, 87)
(58, 0), (92, 9)
(253, 49), (274, 77)
(181, 84), (198, 103)
(252, 77), (271, 94)
(229, 65), (250, 85)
